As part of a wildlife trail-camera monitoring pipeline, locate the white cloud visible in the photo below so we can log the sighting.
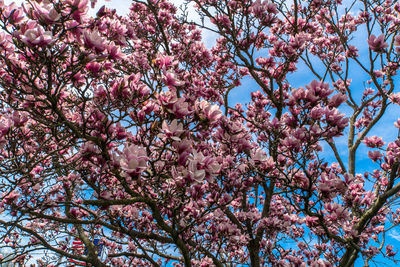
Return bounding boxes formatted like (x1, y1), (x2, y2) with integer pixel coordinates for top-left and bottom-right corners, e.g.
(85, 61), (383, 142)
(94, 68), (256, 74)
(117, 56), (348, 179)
(389, 229), (400, 242)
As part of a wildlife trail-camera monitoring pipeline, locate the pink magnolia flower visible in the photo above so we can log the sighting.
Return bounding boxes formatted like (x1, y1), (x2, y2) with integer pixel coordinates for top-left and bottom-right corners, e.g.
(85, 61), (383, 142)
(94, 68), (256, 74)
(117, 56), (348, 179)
(118, 144), (148, 177)
(109, 122), (127, 140)
(68, 0), (89, 22)
(368, 150), (383, 162)
(328, 93), (348, 108)
(188, 160), (205, 183)
(250, 0), (277, 18)
(171, 98), (192, 118)
(367, 34), (388, 52)
(107, 43), (124, 60)
(83, 30), (106, 53)
(310, 105), (324, 120)
(363, 136), (385, 148)
(21, 27), (54, 47)
(196, 100), (222, 123)
(7, 4), (24, 24)
(80, 142), (101, 157)
(319, 172), (346, 197)
(155, 54), (177, 70)
(324, 108), (349, 129)
(305, 80), (333, 103)
(251, 148), (267, 163)
(160, 119), (184, 141)
(305, 216), (319, 227)
(85, 62), (102, 73)
(31, 2), (61, 24)
(69, 0), (89, 10)
(163, 71), (184, 88)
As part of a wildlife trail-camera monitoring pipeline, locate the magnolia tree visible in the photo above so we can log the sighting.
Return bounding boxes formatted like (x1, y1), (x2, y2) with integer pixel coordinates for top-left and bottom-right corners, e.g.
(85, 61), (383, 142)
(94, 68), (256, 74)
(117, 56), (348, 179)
(1, 0), (400, 266)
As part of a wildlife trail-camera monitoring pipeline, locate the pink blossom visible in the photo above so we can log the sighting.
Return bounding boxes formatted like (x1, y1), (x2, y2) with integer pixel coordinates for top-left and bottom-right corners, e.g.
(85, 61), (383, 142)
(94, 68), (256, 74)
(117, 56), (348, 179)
(160, 119), (184, 141)
(188, 160), (205, 183)
(85, 62), (102, 73)
(31, 2), (60, 24)
(252, 148), (267, 163)
(324, 108), (349, 129)
(107, 43), (124, 60)
(118, 144), (148, 177)
(305, 80), (334, 104)
(305, 216), (319, 227)
(319, 172), (346, 197)
(368, 151), (383, 162)
(328, 93), (348, 108)
(171, 98), (192, 118)
(310, 106), (324, 120)
(7, 5), (24, 24)
(163, 71), (184, 88)
(21, 27), (53, 47)
(68, 0), (89, 22)
(196, 100), (222, 123)
(110, 122), (127, 140)
(250, 0), (277, 18)
(83, 30), (106, 53)
(363, 136), (385, 148)
(155, 54), (177, 70)
(367, 34), (388, 52)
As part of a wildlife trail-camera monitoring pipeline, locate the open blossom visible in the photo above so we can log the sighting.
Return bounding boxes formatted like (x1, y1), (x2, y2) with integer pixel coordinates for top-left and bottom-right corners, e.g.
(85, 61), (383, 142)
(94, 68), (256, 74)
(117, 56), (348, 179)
(188, 159), (205, 183)
(107, 43), (124, 60)
(250, 0), (277, 18)
(154, 54), (177, 70)
(319, 172), (346, 197)
(325, 108), (349, 129)
(367, 34), (388, 52)
(171, 98), (192, 118)
(160, 119), (185, 141)
(328, 93), (348, 108)
(118, 144), (148, 177)
(305, 80), (334, 102)
(163, 71), (184, 88)
(196, 100), (222, 123)
(251, 148), (267, 163)
(83, 30), (106, 53)
(30, 2), (61, 24)
(68, 0), (89, 22)
(363, 136), (385, 148)
(190, 151), (220, 176)
(21, 27), (53, 46)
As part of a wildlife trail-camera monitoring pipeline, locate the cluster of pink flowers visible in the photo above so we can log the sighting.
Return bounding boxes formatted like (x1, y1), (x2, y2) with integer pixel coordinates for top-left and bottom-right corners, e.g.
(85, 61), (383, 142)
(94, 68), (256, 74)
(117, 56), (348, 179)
(0, 0), (400, 266)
